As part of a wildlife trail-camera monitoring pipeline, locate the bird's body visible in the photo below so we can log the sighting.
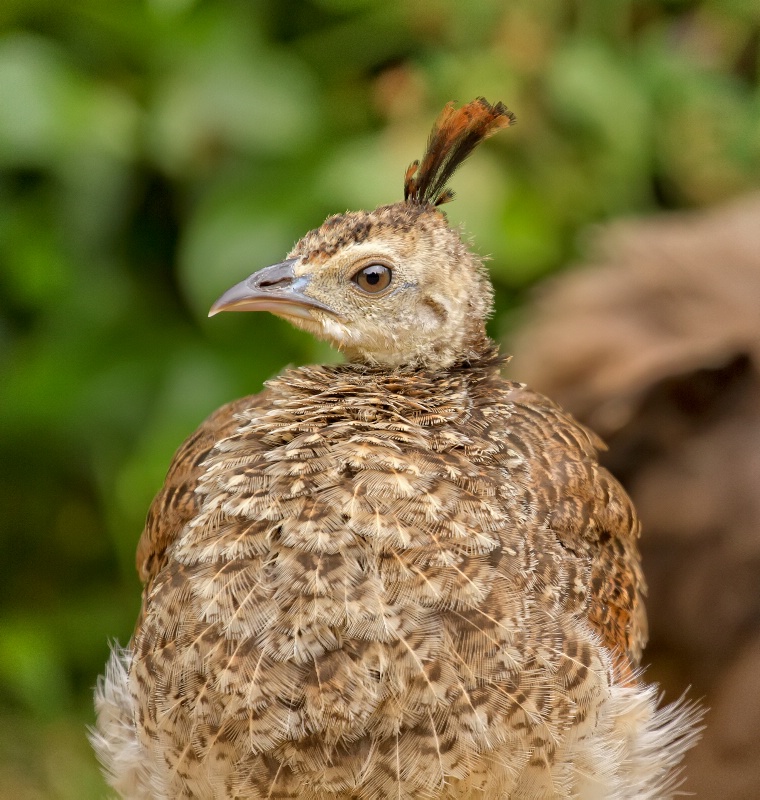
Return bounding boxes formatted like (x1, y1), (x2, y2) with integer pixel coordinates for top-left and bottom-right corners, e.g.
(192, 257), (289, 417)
(93, 99), (701, 799)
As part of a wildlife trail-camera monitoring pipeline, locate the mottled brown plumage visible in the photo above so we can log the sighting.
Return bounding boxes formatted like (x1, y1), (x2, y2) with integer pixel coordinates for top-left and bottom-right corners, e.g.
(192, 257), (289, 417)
(93, 99), (701, 799)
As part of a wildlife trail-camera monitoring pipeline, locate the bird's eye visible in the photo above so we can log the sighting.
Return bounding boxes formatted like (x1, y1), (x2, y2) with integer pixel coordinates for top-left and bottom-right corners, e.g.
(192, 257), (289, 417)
(352, 263), (392, 294)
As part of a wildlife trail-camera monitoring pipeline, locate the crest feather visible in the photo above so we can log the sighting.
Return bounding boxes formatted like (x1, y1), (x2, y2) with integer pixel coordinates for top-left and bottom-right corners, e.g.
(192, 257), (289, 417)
(404, 97), (515, 206)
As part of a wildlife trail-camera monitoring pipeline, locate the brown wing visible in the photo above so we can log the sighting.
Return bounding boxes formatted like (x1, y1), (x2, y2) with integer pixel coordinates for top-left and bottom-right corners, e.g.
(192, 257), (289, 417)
(504, 385), (648, 669)
(135, 391), (270, 587)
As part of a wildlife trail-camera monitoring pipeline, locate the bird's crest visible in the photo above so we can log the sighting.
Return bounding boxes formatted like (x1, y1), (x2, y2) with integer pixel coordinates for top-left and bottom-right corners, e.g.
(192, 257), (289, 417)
(404, 97), (515, 207)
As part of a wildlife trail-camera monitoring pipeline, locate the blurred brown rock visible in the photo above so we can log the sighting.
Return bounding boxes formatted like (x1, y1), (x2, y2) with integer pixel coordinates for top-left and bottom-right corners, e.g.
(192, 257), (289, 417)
(508, 193), (760, 799)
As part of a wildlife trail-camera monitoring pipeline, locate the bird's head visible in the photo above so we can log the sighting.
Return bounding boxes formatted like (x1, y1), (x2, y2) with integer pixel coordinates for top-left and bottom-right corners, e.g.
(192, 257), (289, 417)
(210, 98), (515, 370)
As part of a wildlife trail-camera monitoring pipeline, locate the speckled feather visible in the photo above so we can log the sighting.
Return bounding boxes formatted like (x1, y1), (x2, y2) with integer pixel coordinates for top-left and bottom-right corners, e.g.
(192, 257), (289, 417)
(93, 99), (700, 799)
(95, 356), (693, 799)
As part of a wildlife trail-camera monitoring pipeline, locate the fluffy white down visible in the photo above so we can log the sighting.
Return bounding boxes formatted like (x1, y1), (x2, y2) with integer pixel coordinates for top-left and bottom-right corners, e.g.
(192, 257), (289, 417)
(564, 680), (702, 800)
(91, 647), (154, 800)
(92, 644), (702, 800)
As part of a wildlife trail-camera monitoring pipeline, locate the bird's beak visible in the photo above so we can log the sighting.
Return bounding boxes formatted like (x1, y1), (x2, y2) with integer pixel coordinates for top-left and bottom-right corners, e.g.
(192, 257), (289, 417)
(208, 258), (337, 320)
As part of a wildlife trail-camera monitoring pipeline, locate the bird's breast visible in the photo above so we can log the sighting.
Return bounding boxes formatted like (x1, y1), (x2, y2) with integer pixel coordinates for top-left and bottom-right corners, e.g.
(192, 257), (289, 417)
(130, 375), (613, 798)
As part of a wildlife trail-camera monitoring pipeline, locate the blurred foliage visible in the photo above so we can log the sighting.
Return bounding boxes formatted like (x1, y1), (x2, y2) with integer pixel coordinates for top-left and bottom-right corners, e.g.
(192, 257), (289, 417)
(0, 0), (759, 796)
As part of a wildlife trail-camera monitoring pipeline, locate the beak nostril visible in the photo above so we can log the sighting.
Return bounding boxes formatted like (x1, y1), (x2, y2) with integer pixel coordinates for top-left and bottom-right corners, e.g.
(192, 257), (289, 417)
(258, 276), (293, 289)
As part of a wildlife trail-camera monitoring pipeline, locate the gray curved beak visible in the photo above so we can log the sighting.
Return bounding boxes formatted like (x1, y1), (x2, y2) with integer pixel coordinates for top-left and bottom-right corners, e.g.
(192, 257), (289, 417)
(208, 259), (337, 319)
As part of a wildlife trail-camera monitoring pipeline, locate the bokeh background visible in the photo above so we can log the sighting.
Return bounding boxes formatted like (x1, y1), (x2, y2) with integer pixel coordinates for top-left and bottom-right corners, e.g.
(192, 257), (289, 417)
(1, 1), (759, 798)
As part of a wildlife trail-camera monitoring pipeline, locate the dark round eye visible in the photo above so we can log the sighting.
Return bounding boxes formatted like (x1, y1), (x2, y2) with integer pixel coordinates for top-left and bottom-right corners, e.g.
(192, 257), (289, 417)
(352, 263), (392, 294)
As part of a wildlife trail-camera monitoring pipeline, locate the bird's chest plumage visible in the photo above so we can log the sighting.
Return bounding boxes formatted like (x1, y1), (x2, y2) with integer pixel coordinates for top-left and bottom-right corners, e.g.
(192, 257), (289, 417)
(126, 367), (623, 799)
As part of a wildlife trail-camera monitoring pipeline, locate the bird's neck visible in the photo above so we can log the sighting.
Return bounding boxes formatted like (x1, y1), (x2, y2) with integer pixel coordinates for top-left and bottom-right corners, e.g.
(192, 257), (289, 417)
(344, 320), (494, 372)
(268, 342), (504, 404)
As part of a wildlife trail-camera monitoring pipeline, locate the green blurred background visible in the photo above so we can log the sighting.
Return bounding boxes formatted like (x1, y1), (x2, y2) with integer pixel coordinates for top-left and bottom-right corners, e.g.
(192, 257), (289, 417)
(1, 1), (759, 797)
